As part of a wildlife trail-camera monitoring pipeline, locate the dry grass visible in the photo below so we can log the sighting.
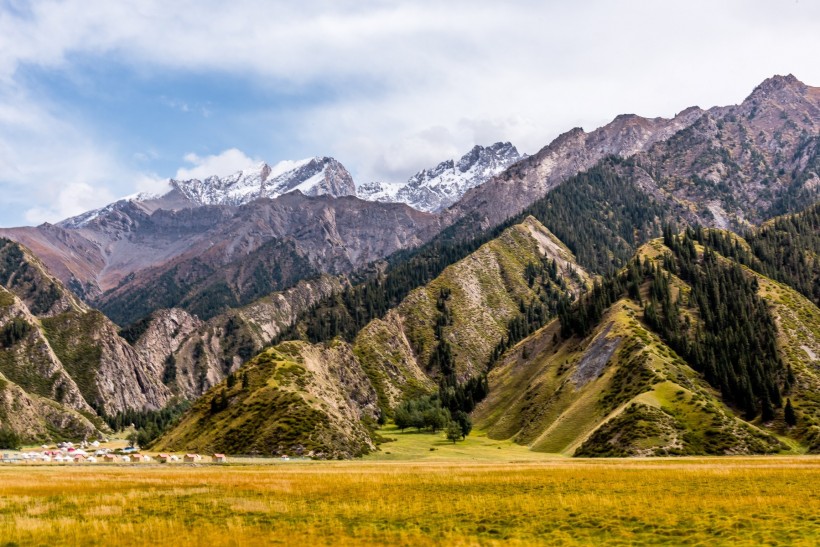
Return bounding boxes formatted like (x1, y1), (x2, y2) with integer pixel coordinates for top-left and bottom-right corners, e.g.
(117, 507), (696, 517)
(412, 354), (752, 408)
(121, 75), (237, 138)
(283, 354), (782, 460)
(1, 458), (819, 545)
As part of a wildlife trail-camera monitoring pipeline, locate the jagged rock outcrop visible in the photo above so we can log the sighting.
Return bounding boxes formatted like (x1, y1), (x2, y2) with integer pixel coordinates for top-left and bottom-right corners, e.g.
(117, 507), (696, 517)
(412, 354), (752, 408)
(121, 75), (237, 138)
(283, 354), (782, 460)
(167, 157), (357, 207)
(129, 274), (345, 400)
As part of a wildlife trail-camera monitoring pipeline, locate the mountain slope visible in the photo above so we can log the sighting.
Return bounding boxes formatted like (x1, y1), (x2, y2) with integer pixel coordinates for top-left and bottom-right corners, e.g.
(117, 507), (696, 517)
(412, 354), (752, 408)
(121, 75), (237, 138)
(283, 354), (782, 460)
(447, 109), (705, 228)
(155, 217), (589, 455)
(133, 274), (345, 401)
(0, 168), (432, 317)
(96, 194), (441, 325)
(0, 238), (174, 418)
(152, 341), (379, 458)
(475, 227), (820, 456)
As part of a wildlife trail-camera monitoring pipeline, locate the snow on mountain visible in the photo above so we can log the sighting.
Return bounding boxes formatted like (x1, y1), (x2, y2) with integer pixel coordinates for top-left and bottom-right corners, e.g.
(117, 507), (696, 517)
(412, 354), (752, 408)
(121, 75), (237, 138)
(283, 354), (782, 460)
(356, 180), (405, 202)
(170, 156), (357, 206)
(58, 143), (519, 230)
(59, 157), (357, 229)
(359, 142), (522, 212)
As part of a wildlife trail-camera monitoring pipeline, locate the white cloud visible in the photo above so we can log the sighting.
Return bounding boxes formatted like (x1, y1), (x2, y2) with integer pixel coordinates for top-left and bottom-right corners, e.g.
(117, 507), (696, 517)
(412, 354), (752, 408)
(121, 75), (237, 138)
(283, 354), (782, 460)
(0, 82), (134, 225)
(175, 149), (260, 180)
(133, 173), (171, 197)
(1, 0), (820, 223)
(24, 182), (116, 225)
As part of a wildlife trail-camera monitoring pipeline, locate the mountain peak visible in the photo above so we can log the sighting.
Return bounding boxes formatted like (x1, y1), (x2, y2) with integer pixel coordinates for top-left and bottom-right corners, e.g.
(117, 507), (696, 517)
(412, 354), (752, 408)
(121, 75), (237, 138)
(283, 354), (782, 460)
(165, 156), (355, 207)
(746, 74), (807, 102)
(359, 142), (522, 212)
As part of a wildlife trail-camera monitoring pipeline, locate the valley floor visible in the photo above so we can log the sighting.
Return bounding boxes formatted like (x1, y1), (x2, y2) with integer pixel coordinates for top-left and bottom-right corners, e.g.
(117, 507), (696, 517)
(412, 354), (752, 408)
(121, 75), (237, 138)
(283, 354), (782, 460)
(1, 451), (818, 545)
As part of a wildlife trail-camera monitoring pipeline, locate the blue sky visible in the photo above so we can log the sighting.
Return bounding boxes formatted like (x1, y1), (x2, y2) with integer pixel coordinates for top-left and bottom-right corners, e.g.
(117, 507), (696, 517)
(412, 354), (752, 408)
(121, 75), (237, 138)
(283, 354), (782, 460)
(1, 0), (819, 226)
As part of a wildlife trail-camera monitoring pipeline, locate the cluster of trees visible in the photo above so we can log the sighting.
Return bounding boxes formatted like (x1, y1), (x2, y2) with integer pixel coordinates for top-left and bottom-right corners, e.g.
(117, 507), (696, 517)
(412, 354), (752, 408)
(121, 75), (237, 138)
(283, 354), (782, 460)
(558, 272), (634, 339)
(0, 318), (31, 348)
(0, 239), (61, 315)
(286, 225), (511, 344)
(557, 225), (791, 421)
(492, 258), (574, 363)
(427, 288), (490, 417)
(106, 401), (191, 448)
(655, 228), (787, 419)
(682, 211), (819, 309)
(746, 203), (819, 307)
(522, 159), (670, 276)
(393, 394), (473, 442)
(0, 428), (21, 450)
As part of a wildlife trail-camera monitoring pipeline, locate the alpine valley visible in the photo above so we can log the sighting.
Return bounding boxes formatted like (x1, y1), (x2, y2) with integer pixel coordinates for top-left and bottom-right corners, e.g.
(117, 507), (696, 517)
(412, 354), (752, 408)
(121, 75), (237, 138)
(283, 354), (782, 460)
(1, 75), (819, 459)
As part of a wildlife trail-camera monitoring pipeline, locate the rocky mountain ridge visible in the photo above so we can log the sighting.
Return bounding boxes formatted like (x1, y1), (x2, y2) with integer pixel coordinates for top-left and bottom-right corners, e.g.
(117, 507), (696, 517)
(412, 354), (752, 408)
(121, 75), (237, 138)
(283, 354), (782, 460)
(0, 236), (346, 444)
(448, 75), (820, 230)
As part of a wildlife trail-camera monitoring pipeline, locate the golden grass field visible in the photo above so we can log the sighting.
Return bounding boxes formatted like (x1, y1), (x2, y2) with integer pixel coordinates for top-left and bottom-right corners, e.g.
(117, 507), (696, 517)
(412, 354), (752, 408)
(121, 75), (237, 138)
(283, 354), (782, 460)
(2, 430), (819, 546)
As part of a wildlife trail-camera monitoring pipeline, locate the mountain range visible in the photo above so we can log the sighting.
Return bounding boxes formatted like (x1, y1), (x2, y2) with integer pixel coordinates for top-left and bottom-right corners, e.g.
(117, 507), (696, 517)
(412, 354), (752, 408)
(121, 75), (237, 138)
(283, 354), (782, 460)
(0, 74), (818, 457)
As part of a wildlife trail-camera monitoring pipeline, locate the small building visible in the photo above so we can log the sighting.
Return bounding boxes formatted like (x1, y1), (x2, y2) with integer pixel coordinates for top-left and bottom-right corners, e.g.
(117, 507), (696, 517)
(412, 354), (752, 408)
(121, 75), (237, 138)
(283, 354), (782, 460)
(131, 454), (144, 462)
(103, 454), (117, 463)
(183, 454), (199, 463)
(73, 454), (86, 463)
(212, 454), (227, 463)
(157, 453), (170, 463)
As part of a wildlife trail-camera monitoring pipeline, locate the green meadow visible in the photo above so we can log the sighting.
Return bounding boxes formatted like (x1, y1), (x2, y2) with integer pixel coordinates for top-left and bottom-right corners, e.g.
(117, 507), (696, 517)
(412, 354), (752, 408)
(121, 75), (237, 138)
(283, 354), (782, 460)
(1, 429), (819, 545)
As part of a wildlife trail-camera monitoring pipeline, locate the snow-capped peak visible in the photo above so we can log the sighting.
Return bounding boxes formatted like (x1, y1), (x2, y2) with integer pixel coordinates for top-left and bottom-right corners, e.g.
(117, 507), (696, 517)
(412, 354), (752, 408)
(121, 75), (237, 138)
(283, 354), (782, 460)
(358, 142), (522, 212)
(57, 157), (357, 229)
(166, 156), (356, 207)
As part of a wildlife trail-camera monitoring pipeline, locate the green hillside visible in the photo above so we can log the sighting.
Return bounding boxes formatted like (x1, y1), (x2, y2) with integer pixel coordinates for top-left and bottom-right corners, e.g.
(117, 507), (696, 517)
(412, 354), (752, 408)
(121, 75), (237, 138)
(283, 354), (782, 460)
(476, 227), (820, 456)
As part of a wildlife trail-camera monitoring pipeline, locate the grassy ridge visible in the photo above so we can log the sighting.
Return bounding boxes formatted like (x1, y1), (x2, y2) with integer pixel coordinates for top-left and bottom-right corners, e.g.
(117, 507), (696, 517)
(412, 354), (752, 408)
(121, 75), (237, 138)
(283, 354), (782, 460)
(1, 459), (819, 545)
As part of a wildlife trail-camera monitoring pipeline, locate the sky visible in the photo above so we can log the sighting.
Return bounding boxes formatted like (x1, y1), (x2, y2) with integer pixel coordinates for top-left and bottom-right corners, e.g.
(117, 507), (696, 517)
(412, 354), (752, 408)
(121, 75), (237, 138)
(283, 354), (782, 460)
(0, 0), (819, 227)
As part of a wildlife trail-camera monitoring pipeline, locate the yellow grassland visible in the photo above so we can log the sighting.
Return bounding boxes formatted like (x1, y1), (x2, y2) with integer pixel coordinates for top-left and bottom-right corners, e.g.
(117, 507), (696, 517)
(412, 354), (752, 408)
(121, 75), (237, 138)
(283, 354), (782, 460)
(1, 455), (819, 545)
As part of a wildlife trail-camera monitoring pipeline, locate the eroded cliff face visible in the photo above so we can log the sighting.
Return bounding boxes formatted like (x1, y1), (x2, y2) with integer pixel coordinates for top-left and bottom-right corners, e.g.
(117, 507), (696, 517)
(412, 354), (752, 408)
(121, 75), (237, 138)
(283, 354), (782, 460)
(0, 286), (91, 414)
(0, 239), (176, 418)
(0, 237), (342, 442)
(134, 274), (346, 400)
